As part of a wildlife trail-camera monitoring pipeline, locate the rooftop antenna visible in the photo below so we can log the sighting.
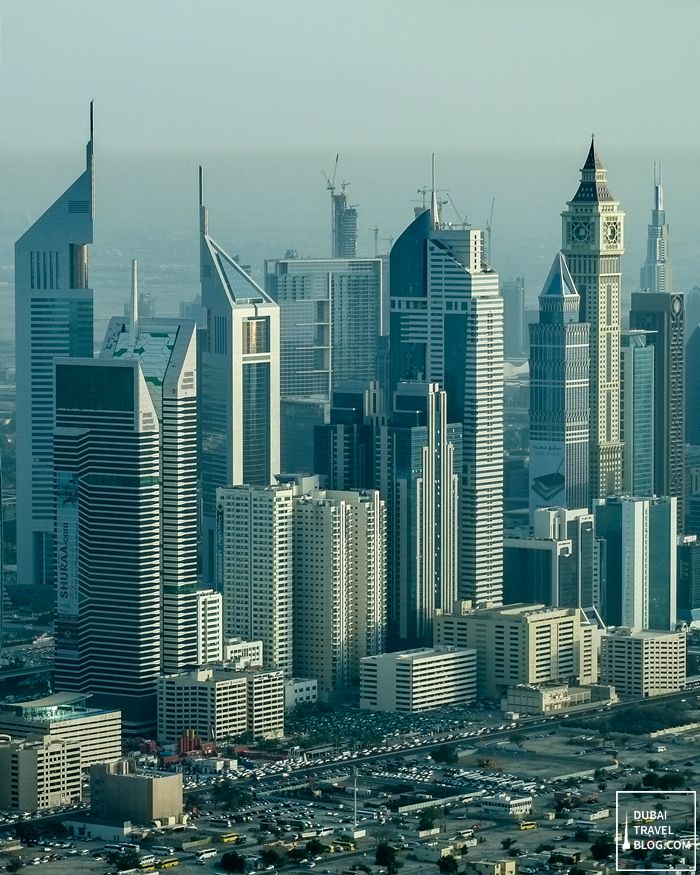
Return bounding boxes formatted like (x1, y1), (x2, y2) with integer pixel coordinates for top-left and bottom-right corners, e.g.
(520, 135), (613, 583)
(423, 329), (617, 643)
(130, 259), (139, 349)
(430, 152), (441, 225)
(370, 226), (379, 257)
(486, 197), (495, 264)
(198, 165), (208, 236)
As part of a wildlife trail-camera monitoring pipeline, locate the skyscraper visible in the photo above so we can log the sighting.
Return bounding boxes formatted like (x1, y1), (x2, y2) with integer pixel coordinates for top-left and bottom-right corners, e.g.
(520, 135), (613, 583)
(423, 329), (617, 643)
(54, 358), (162, 731)
(15, 105), (94, 586)
(502, 276), (525, 359)
(619, 329), (655, 495)
(216, 482), (295, 676)
(332, 189), (358, 258)
(630, 173), (684, 528)
(101, 263), (199, 674)
(595, 496), (677, 630)
(377, 382), (461, 646)
(293, 487), (386, 701)
(389, 198), (503, 603)
(640, 164), (672, 294)
(528, 252), (590, 518)
(561, 139), (624, 500)
(199, 169), (281, 581)
(686, 325), (700, 445)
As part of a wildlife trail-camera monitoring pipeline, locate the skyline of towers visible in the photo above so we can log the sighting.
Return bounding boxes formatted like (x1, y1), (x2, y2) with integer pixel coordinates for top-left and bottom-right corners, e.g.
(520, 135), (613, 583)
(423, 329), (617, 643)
(528, 252), (590, 518)
(561, 139), (625, 501)
(15, 105), (95, 588)
(198, 168), (281, 582)
(389, 197), (504, 605)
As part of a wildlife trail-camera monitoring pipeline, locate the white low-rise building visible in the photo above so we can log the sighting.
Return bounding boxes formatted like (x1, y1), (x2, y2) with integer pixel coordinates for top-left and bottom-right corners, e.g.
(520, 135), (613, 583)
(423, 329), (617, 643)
(157, 666), (284, 744)
(0, 735), (82, 812)
(600, 627), (686, 698)
(480, 793), (533, 820)
(360, 647), (476, 713)
(285, 678), (319, 710)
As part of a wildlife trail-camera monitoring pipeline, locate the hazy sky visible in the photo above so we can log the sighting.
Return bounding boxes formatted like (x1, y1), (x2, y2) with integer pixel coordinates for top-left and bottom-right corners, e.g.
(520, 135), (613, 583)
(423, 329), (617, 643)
(2, 0), (700, 153)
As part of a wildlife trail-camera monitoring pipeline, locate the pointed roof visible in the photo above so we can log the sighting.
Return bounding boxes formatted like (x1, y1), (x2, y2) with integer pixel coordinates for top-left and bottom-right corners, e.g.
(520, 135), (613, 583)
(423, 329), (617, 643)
(541, 252), (579, 298)
(582, 136), (603, 171)
(571, 137), (614, 203)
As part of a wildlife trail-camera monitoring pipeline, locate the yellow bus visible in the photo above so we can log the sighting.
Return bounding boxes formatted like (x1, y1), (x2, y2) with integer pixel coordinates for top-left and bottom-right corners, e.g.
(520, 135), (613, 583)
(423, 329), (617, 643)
(518, 821), (538, 831)
(160, 860), (179, 870)
(221, 833), (240, 843)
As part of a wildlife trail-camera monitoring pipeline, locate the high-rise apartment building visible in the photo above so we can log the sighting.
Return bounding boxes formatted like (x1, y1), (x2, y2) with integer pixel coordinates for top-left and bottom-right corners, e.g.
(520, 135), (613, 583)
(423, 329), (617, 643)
(502, 277), (525, 359)
(594, 496), (677, 630)
(686, 325), (700, 446)
(199, 169), (280, 581)
(377, 382), (461, 646)
(528, 253), (590, 518)
(620, 329), (655, 495)
(216, 482), (294, 675)
(434, 601), (599, 700)
(53, 358), (162, 730)
(15, 106), (94, 586)
(196, 589), (223, 665)
(389, 201), (503, 603)
(292, 488), (386, 700)
(561, 140), (624, 499)
(101, 268), (199, 673)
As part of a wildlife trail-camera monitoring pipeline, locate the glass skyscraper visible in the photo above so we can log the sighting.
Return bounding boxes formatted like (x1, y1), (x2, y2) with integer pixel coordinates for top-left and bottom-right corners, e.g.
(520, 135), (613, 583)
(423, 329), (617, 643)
(15, 105), (94, 586)
(620, 329), (655, 496)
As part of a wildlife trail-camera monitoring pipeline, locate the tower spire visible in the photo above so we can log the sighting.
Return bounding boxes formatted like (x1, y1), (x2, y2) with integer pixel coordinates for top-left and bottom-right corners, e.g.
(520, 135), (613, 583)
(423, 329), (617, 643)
(198, 165), (208, 236)
(130, 259), (139, 349)
(430, 152), (441, 227)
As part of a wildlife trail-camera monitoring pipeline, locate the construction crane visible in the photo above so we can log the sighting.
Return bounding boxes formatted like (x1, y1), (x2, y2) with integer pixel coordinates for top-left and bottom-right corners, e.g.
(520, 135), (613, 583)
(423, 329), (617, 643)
(446, 193), (469, 230)
(322, 154), (340, 256)
(485, 197), (495, 265)
(322, 153), (339, 196)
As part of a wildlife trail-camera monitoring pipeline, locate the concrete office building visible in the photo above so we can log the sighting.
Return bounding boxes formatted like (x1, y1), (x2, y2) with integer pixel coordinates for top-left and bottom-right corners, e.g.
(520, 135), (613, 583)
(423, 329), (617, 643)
(677, 536), (700, 621)
(434, 601), (598, 699)
(196, 589), (223, 665)
(217, 482), (294, 675)
(285, 678), (319, 710)
(293, 487), (387, 700)
(157, 667), (284, 744)
(528, 254), (590, 517)
(600, 627), (686, 698)
(199, 169), (280, 582)
(53, 358), (162, 731)
(101, 269), (199, 673)
(90, 760), (183, 825)
(390, 197), (503, 604)
(0, 736), (82, 813)
(504, 507), (599, 609)
(0, 693), (121, 770)
(377, 382), (461, 645)
(620, 330), (655, 495)
(15, 105), (94, 586)
(595, 496), (677, 630)
(561, 139), (624, 499)
(222, 638), (264, 669)
(359, 647), (477, 713)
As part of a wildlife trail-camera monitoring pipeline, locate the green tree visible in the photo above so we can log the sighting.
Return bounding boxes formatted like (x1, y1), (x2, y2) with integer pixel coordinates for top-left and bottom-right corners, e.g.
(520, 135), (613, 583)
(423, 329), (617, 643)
(221, 851), (247, 873)
(573, 830), (589, 842)
(260, 848), (285, 868)
(508, 733), (522, 747)
(431, 745), (458, 765)
(6, 859), (24, 873)
(647, 759), (662, 771)
(376, 843), (398, 874)
(418, 809), (436, 831)
(306, 839), (325, 855)
(437, 855), (459, 873)
(105, 849), (142, 871)
(590, 836), (615, 860)
(501, 838), (516, 850)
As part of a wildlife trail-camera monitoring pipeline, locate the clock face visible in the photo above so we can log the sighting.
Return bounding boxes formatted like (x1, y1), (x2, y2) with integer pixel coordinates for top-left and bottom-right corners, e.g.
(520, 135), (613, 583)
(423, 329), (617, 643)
(672, 295), (682, 316)
(571, 221), (590, 244)
(604, 220), (620, 245)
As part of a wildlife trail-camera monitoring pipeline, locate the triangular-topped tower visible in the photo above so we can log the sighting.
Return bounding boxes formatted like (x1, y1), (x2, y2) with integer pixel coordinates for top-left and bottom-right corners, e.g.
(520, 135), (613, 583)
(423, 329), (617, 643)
(529, 252), (590, 516)
(561, 139), (624, 501)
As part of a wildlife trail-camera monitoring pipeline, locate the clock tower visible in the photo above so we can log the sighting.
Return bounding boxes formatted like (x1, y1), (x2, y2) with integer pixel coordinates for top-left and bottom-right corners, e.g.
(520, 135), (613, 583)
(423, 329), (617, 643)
(562, 138), (624, 501)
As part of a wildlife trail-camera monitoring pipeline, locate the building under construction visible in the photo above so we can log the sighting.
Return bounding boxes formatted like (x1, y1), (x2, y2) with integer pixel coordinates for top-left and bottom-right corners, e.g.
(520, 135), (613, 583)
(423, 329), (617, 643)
(332, 190), (358, 258)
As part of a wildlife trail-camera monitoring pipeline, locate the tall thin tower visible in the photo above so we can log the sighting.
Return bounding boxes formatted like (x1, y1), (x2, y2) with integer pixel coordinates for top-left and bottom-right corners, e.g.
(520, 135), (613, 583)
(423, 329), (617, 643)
(561, 139), (624, 500)
(15, 105), (94, 585)
(630, 168), (684, 529)
(198, 168), (281, 582)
